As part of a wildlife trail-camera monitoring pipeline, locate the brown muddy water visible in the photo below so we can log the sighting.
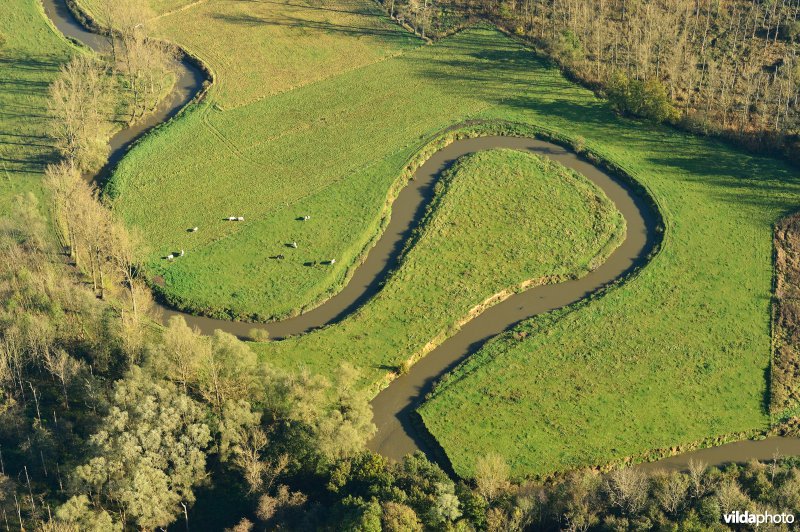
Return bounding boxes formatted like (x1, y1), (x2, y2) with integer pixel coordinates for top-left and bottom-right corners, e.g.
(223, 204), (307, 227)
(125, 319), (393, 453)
(367, 136), (657, 462)
(42, 0), (800, 475)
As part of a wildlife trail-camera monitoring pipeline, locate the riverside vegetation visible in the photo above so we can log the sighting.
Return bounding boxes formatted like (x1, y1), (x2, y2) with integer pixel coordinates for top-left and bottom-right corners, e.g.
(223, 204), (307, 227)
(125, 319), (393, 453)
(1, 218), (800, 530)
(83, 0), (800, 477)
(251, 144), (624, 387)
(2, 0), (800, 527)
(382, 0), (800, 162)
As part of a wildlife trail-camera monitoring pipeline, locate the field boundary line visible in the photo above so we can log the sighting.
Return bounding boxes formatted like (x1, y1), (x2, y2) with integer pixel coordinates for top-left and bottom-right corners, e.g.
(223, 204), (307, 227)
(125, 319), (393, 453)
(217, 46), (418, 112)
(151, 0), (212, 21)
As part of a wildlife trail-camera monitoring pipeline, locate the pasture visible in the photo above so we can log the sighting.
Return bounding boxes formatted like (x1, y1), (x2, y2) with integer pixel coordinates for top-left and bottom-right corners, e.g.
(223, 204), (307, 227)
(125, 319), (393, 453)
(0, 0), (73, 213)
(78, 0), (420, 108)
(252, 146), (624, 388)
(108, 27), (574, 321)
(78, 0), (800, 476)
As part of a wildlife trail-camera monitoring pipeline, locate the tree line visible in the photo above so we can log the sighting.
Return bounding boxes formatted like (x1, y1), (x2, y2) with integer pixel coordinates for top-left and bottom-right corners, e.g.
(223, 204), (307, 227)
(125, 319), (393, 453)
(2, 162), (798, 529)
(385, 0), (800, 162)
(0, 202), (377, 529)
(48, 0), (174, 173)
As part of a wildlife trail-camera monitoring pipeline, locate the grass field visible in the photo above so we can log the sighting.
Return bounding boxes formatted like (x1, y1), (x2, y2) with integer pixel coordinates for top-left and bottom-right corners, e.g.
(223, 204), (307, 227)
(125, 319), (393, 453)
(250, 147), (624, 386)
(415, 117), (800, 477)
(0, 0), (74, 214)
(108, 28), (572, 321)
(77, 0), (420, 108)
(69, 0), (800, 476)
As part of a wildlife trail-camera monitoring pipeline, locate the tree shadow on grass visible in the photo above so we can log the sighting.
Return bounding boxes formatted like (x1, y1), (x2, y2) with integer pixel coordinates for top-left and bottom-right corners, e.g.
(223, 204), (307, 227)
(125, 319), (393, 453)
(210, 11), (415, 42)
(0, 79), (52, 91)
(0, 54), (61, 174)
(0, 56), (63, 72)
(414, 36), (800, 217)
(0, 154), (58, 174)
(0, 138), (53, 149)
(260, 0), (385, 18)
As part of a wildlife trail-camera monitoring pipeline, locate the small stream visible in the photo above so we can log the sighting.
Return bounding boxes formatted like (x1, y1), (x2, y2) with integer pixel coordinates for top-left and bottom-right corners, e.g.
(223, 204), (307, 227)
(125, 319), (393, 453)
(40, 0), (205, 181)
(40, 0), (800, 476)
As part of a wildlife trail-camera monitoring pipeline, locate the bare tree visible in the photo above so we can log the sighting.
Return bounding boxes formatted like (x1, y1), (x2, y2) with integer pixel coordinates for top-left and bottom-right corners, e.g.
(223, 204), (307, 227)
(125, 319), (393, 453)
(44, 162), (82, 261)
(654, 470), (689, 516)
(474, 453), (511, 501)
(687, 459), (708, 499)
(41, 349), (83, 407)
(107, 223), (145, 318)
(119, 32), (176, 123)
(92, 0), (155, 65)
(605, 467), (648, 515)
(47, 56), (113, 172)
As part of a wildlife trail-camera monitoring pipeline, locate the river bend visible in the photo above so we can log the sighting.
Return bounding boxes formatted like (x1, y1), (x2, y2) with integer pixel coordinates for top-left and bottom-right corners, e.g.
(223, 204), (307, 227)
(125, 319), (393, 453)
(41, 0), (800, 474)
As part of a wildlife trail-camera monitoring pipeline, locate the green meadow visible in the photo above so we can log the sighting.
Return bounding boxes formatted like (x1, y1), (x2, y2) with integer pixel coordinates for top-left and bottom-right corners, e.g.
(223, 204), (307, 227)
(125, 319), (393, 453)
(108, 28), (579, 321)
(78, 0), (420, 108)
(251, 147), (624, 389)
(23, 0), (800, 478)
(0, 0), (74, 213)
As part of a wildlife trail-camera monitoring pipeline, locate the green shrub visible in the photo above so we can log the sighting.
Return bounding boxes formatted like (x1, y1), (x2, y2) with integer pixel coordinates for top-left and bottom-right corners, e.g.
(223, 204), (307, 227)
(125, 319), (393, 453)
(607, 72), (677, 123)
(547, 30), (584, 64)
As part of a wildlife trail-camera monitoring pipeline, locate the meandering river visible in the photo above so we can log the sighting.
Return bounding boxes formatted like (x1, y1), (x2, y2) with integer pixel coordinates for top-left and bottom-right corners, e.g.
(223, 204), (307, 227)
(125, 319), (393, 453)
(41, 0), (800, 474)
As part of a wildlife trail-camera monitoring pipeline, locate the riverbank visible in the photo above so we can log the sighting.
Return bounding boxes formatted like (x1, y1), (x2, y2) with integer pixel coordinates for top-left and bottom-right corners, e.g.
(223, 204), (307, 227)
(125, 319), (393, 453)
(42, 0), (800, 480)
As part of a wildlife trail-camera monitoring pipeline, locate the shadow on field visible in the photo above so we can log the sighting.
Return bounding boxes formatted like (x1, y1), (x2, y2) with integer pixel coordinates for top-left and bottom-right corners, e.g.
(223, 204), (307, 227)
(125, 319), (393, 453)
(0, 56), (63, 71)
(260, 0), (383, 17)
(212, 12), (409, 39)
(415, 34), (800, 220)
(649, 149), (800, 215)
(413, 35), (597, 106)
(0, 79), (51, 90)
(0, 55), (62, 175)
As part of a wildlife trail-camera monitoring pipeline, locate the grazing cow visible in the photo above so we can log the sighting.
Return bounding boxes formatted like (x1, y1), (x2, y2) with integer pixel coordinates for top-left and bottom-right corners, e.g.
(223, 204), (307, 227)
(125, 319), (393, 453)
(303, 215), (311, 221)
(329, 258), (336, 265)
(290, 241), (298, 249)
(167, 254), (174, 260)
(180, 250), (185, 257)
(189, 227), (199, 232)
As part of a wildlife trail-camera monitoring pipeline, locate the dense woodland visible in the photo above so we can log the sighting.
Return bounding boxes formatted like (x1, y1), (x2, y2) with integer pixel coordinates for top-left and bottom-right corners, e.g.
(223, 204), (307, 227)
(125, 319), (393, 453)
(387, 0), (800, 162)
(1, 0), (800, 529)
